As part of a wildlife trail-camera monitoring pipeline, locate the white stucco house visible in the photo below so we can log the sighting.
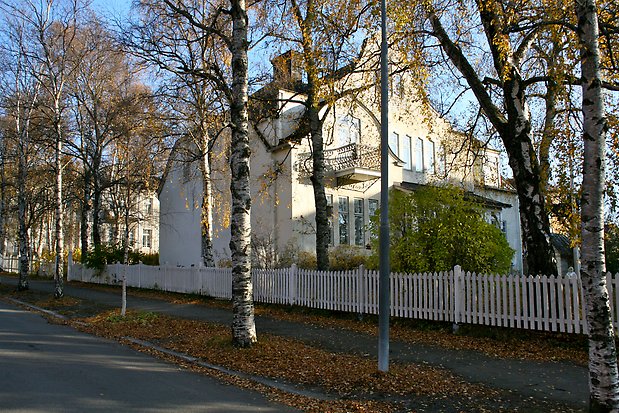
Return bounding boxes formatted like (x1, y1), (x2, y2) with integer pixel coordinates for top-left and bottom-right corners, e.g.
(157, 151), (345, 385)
(158, 50), (524, 273)
(99, 192), (160, 255)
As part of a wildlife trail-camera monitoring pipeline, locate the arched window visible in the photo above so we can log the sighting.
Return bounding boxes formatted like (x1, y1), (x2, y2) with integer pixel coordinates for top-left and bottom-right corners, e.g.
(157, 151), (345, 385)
(336, 116), (361, 147)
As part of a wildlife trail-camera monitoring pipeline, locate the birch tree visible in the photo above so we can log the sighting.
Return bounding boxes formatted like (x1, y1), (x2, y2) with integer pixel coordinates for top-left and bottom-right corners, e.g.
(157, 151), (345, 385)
(67, 19), (140, 260)
(575, 0), (619, 410)
(0, 4), (42, 289)
(126, 0), (228, 267)
(227, 0), (256, 347)
(144, 0), (256, 346)
(109, 85), (162, 316)
(18, 0), (83, 297)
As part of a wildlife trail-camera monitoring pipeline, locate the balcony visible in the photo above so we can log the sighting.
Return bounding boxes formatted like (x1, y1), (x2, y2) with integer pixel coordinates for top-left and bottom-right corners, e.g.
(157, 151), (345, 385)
(297, 143), (381, 186)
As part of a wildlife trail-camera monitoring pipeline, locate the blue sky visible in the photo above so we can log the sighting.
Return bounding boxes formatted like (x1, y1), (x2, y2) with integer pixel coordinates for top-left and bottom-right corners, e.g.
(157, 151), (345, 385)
(90, 0), (131, 18)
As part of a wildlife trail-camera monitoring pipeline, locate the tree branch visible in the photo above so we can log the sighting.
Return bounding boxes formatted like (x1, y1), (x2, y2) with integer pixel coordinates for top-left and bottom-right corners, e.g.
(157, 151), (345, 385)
(424, 5), (507, 132)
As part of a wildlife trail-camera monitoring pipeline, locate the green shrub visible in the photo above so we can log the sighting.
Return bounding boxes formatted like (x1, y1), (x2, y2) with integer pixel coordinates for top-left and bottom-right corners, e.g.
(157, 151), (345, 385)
(369, 186), (514, 274)
(84, 245), (159, 269)
(140, 253), (159, 266)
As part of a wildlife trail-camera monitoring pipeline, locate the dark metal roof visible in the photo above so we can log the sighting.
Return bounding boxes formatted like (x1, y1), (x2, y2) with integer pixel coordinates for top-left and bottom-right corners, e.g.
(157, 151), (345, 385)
(550, 233), (572, 257)
(397, 182), (512, 210)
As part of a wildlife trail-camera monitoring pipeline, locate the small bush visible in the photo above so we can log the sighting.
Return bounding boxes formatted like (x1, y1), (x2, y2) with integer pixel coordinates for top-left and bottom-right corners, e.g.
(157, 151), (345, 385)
(217, 258), (233, 268)
(84, 245), (159, 269)
(275, 242), (368, 270)
(297, 251), (318, 269)
(275, 242), (318, 269)
(329, 245), (369, 271)
(140, 253), (159, 266)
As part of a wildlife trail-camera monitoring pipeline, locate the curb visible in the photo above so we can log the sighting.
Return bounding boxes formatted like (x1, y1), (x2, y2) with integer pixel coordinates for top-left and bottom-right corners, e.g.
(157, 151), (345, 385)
(123, 336), (333, 400)
(6, 297), (333, 401)
(6, 298), (68, 320)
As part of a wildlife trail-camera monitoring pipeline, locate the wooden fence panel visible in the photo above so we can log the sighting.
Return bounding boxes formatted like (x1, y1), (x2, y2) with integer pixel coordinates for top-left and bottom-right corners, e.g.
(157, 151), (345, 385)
(66, 260), (619, 336)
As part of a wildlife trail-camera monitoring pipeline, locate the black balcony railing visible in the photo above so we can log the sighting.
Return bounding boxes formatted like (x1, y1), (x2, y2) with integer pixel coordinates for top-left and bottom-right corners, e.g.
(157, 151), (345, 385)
(295, 143), (381, 185)
(322, 143), (381, 171)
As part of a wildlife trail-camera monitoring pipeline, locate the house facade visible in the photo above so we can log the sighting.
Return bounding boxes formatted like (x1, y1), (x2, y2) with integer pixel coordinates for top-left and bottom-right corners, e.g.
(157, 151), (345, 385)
(98, 192), (160, 255)
(159, 51), (524, 273)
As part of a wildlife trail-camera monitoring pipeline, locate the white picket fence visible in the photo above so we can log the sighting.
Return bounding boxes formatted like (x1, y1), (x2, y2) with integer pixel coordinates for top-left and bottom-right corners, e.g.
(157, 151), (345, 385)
(67, 258), (619, 335)
(0, 256), (20, 273)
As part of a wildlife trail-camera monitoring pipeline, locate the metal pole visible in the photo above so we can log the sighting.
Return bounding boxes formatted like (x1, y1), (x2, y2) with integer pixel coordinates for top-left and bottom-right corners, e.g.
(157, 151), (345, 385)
(378, 0), (390, 373)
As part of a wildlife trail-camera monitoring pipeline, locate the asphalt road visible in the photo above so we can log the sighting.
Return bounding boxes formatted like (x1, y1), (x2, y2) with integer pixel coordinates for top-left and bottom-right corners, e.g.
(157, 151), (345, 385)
(0, 299), (298, 413)
(0, 276), (589, 411)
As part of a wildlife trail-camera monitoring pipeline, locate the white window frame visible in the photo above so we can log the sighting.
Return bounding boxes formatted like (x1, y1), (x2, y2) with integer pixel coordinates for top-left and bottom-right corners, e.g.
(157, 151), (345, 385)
(338, 196), (350, 245)
(389, 131), (399, 157)
(142, 228), (152, 249)
(336, 116), (361, 147)
(402, 135), (412, 170)
(415, 137), (424, 172)
(353, 198), (364, 246)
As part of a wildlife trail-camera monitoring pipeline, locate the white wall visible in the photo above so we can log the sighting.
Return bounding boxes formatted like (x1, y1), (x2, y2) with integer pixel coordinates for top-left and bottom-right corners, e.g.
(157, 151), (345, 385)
(479, 188), (524, 273)
(159, 157), (203, 267)
(159, 63), (524, 270)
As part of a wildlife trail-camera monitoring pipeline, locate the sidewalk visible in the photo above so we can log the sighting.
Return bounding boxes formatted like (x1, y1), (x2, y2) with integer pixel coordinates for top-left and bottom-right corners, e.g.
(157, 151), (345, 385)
(1, 275), (588, 410)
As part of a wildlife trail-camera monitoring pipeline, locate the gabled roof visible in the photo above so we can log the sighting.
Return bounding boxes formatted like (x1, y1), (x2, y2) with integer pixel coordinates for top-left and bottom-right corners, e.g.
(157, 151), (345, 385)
(157, 136), (197, 197)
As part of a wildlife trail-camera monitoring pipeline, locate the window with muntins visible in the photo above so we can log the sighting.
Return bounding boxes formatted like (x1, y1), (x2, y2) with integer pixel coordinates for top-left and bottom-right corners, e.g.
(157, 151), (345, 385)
(338, 196), (349, 245)
(145, 199), (153, 215)
(389, 131), (399, 157)
(336, 116), (361, 147)
(327, 194), (334, 246)
(142, 229), (152, 248)
(354, 198), (364, 246)
(368, 198), (379, 218)
(416, 137), (424, 172)
(402, 135), (412, 170)
(368, 199), (379, 243)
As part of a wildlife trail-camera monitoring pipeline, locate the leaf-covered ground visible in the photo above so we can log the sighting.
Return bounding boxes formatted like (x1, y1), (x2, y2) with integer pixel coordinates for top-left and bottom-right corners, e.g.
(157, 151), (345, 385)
(0, 281), (587, 412)
(68, 281), (588, 365)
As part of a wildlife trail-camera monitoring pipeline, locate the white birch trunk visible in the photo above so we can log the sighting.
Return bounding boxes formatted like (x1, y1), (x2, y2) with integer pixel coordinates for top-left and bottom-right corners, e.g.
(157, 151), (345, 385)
(121, 184), (130, 317)
(575, 0), (619, 411)
(17, 128), (29, 290)
(15, 73), (36, 291)
(54, 119), (64, 299)
(0, 135), (6, 265)
(199, 140), (215, 268)
(229, 0), (256, 347)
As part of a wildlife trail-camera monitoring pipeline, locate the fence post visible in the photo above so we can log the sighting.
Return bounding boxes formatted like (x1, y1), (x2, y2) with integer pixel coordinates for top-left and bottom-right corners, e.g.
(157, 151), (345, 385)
(357, 264), (366, 317)
(80, 257), (85, 282)
(67, 250), (73, 281)
(289, 264), (297, 305)
(453, 265), (463, 332)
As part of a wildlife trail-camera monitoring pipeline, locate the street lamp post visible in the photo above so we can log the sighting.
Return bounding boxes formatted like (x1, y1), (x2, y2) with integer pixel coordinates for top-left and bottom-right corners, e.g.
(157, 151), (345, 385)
(378, 0), (390, 373)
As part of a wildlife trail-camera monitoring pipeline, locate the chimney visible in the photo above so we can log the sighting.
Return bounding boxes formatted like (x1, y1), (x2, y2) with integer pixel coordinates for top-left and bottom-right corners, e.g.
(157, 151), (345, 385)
(271, 50), (303, 85)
